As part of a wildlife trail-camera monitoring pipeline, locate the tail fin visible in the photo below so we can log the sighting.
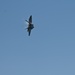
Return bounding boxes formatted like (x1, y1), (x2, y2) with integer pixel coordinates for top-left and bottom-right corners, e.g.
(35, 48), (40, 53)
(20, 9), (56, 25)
(25, 20), (29, 23)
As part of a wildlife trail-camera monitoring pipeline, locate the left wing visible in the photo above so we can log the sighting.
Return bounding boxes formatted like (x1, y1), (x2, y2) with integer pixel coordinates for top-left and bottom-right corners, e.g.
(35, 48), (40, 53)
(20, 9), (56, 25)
(29, 15), (32, 23)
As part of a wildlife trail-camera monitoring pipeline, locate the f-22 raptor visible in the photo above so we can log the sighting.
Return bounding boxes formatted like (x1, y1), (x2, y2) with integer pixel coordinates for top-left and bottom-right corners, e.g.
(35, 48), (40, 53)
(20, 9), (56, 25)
(25, 15), (34, 36)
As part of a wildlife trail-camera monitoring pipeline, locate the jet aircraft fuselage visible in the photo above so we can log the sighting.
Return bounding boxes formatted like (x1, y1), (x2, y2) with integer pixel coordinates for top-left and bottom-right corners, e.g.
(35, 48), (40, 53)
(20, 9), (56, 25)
(26, 15), (34, 36)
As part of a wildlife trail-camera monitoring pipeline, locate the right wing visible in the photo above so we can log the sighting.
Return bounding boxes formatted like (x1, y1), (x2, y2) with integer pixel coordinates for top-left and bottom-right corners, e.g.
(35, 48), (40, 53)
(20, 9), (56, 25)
(28, 28), (31, 36)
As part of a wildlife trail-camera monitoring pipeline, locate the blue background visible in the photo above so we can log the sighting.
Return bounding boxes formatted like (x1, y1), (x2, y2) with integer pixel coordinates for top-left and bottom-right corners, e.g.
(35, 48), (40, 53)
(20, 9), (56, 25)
(0, 0), (75, 75)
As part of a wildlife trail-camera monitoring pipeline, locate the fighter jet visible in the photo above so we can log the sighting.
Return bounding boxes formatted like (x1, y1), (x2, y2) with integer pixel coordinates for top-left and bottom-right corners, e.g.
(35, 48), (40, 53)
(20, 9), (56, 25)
(25, 15), (34, 36)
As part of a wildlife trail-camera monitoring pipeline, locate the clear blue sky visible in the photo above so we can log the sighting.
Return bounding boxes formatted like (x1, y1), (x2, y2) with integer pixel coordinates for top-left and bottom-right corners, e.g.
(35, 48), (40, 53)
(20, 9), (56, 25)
(0, 0), (75, 75)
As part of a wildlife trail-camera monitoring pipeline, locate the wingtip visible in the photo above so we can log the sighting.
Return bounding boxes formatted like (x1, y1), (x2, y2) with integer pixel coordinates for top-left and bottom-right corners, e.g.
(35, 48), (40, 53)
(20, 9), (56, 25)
(30, 15), (32, 17)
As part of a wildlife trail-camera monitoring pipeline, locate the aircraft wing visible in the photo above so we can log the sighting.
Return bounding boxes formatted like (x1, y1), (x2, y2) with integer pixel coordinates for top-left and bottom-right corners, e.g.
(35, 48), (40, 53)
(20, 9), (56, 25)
(28, 30), (31, 36)
(27, 28), (31, 36)
(29, 15), (32, 23)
